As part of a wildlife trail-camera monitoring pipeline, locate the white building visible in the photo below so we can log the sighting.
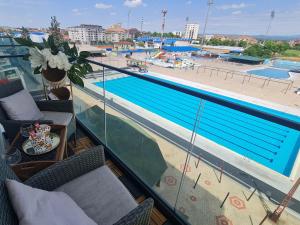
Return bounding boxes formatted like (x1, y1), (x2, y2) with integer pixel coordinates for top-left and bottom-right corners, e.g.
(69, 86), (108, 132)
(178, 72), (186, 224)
(67, 24), (105, 44)
(183, 23), (199, 40)
(172, 31), (182, 37)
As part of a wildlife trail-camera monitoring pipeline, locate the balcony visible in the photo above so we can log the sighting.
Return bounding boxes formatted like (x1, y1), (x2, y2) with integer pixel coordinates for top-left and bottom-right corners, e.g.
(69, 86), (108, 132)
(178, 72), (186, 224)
(1, 37), (300, 225)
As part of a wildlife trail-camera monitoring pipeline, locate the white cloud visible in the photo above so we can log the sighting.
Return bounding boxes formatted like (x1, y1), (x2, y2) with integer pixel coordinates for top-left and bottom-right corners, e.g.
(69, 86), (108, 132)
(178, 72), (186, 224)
(218, 3), (254, 10)
(95, 2), (112, 9)
(186, 0), (192, 5)
(232, 10), (242, 15)
(110, 12), (117, 16)
(72, 8), (83, 16)
(124, 0), (143, 8)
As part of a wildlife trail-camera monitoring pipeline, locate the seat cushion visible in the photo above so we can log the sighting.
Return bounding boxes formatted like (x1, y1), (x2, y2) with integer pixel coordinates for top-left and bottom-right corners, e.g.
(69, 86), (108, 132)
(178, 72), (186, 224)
(55, 166), (138, 225)
(0, 89), (43, 120)
(6, 179), (97, 225)
(41, 111), (73, 126)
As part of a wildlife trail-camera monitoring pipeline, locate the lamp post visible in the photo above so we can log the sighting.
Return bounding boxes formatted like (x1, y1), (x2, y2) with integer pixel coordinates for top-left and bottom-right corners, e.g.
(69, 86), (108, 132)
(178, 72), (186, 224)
(263, 10), (275, 44)
(266, 10), (275, 35)
(201, 0), (214, 45)
(127, 9), (132, 29)
(140, 17), (144, 35)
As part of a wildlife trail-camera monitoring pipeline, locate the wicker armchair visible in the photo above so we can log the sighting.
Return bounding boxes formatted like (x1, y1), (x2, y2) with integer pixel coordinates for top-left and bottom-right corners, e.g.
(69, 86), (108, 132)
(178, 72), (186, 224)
(0, 79), (76, 141)
(0, 146), (153, 225)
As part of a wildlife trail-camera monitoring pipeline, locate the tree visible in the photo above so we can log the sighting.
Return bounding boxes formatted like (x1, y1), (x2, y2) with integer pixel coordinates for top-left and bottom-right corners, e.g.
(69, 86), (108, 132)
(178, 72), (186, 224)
(49, 16), (63, 44)
(137, 42), (145, 47)
(21, 26), (30, 39)
(238, 40), (247, 48)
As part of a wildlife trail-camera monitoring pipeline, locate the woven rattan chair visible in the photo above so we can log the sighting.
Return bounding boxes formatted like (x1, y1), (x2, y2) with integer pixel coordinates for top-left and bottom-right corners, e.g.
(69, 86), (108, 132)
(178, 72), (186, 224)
(0, 146), (153, 225)
(0, 79), (76, 141)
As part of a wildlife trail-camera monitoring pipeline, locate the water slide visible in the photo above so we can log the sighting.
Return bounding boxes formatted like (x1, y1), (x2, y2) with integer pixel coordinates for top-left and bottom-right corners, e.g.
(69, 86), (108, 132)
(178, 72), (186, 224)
(153, 52), (165, 59)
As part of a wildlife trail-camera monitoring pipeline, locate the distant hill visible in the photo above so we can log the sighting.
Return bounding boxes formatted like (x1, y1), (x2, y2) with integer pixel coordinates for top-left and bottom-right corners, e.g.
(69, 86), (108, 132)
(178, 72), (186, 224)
(251, 35), (300, 41)
(208, 33), (300, 41)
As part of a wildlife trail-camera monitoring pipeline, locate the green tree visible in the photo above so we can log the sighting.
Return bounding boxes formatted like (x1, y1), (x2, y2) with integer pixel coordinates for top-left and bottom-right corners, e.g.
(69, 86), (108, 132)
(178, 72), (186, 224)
(49, 16), (63, 45)
(137, 42), (145, 47)
(238, 40), (247, 48)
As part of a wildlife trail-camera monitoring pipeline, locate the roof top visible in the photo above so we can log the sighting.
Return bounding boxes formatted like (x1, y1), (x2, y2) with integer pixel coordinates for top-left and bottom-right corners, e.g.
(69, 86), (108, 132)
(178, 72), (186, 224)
(162, 46), (200, 52)
(228, 55), (264, 62)
(114, 41), (134, 45)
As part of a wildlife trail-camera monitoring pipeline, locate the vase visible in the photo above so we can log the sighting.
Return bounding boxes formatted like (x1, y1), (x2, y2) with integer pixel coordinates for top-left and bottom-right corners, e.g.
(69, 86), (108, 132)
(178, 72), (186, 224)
(42, 66), (67, 88)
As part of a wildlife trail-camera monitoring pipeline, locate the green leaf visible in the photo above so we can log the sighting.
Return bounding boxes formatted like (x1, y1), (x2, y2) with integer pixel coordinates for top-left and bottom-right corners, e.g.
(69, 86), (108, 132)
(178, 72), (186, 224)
(42, 38), (49, 48)
(83, 63), (93, 73)
(22, 54), (30, 61)
(62, 42), (71, 54)
(33, 66), (42, 74)
(79, 51), (90, 58)
(14, 38), (34, 47)
(71, 44), (78, 57)
(68, 72), (84, 87)
(47, 35), (59, 54)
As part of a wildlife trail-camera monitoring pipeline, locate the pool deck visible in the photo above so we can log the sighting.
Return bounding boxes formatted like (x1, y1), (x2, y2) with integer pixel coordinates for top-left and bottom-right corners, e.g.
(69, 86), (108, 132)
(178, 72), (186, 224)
(73, 84), (300, 225)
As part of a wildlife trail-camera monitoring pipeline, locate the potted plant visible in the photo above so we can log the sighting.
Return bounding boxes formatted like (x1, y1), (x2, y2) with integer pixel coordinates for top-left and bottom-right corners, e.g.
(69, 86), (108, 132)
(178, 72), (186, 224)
(14, 35), (92, 87)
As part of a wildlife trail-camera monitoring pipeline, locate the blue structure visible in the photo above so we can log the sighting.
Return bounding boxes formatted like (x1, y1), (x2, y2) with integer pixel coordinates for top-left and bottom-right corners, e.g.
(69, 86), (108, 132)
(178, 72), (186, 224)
(135, 36), (192, 45)
(162, 46), (200, 52)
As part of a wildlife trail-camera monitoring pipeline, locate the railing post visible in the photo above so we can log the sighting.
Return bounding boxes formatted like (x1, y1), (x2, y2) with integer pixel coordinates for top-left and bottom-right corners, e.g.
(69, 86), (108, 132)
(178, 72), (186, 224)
(102, 66), (107, 146)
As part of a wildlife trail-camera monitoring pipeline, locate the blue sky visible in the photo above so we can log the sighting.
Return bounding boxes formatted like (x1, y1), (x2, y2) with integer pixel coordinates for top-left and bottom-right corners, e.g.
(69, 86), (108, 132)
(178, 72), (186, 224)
(0, 0), (300, 35)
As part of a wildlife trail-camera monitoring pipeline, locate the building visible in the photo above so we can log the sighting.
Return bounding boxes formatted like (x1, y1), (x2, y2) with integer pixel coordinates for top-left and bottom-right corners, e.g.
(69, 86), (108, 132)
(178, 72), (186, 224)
(105, 24), (131, 43)
(183, 23), (199, 40)
(174, 40), (190, 46)
(67, 24), (105, 44)
(172, 31), (182, 37)
(113, 41), (135, 50)
(128, 28), (140, 39)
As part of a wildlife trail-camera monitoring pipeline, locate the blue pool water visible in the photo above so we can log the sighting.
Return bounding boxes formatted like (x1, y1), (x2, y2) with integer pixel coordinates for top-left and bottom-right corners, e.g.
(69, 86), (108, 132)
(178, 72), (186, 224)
(248, 68), (290, 79)
(94, 75), (300, 176)
(273, 60), (300, 70)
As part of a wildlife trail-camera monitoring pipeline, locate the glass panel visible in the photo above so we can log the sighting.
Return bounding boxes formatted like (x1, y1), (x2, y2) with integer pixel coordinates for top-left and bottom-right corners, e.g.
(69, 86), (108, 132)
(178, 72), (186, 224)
(74, 64), (198, 211)
(0, 56), (43, 93)
(174, 97), (300, 224)
(74, 60), (300, 225)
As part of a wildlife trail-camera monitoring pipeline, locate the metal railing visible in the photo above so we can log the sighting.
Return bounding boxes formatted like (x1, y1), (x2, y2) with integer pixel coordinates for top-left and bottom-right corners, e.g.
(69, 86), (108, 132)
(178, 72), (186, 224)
(86, 59), (300, 131)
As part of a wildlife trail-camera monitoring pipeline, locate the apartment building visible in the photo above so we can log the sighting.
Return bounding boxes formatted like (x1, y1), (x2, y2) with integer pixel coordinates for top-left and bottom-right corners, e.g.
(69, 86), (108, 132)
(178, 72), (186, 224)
(105, 23), (131, 42)
(67, 24), (105, 44)
(183, 23), (199, 40)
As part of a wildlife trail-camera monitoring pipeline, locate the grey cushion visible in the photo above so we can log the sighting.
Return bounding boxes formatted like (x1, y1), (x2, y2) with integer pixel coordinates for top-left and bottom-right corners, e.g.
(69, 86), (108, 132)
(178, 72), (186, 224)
(0, 89), (43, 120)
(5, 179), (97, 225)
(41, 111), (73, 126)
(56, 165), (138, 225)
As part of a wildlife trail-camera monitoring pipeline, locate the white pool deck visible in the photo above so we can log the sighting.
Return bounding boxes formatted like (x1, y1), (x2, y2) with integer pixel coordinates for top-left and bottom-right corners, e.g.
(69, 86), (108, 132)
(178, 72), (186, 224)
(83, 70), (300, 202)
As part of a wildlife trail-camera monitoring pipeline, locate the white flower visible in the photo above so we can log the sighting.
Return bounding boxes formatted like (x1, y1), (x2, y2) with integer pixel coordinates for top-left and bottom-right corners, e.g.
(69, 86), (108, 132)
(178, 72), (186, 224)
(29, 47), (72, 72)
(28, 47), (47, 70)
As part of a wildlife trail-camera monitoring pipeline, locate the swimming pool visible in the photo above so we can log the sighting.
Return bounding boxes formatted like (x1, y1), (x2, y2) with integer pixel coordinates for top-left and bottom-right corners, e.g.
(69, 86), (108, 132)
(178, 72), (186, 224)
(94, 75), (300, 176)
(248, 68), (290, 79)
(273, 59), (300, 70)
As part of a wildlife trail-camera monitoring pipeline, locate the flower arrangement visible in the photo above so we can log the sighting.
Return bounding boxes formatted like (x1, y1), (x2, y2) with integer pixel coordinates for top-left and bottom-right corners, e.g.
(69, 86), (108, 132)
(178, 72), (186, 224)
(15, 35), (92, 86)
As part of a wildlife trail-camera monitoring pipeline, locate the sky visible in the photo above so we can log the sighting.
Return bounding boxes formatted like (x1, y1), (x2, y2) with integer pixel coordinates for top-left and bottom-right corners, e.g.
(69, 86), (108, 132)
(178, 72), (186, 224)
(0, 0), (300, 35)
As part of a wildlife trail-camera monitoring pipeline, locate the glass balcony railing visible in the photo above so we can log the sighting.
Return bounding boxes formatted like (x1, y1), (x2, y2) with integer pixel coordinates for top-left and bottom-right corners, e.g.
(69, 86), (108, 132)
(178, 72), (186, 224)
(1, 39), (300, 224)
(0, 37), (43, 95)
(73, 59), (300, 225)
